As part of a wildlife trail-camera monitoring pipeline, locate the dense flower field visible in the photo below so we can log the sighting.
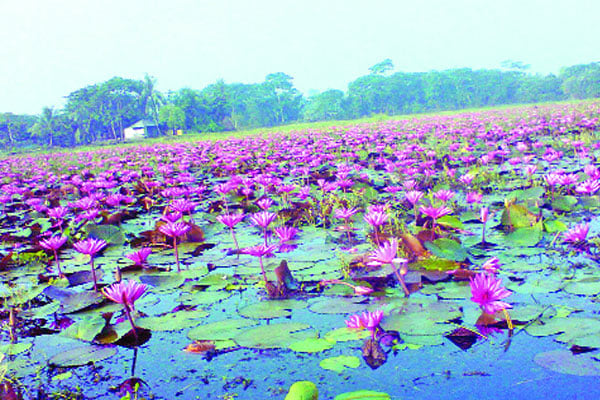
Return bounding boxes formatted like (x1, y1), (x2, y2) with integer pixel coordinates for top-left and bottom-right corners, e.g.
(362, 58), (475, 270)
(2, 101), (600, 399)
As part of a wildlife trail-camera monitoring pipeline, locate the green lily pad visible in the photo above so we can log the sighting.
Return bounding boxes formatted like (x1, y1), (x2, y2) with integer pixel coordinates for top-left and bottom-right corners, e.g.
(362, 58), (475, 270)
(551, 195), (578, 212)
(501, 203), (537, 229)
(285, 381), (319, 400)
(505, 223), (543, 247)
(48, 345), (117, 367)
(420, 281), (470, 299)
(289, 338), (335, 353)
(323, 327), (371, 342)
(84, 224), (125, 245)
(139, 273), (185, 291)
(234, 322), (314, 349)
(526, 317), (600, 343)
(187, 319), (258, 341)
(320, 355), (361, 373)
(534, 350), (600, 376)
(424, 238), (467, 262)
(334, 390), (391, 400)
(580, 195), (600, 210)
(62, 293), (105, 315)
(0, 342), (32, 355)
(60, 314), (106, 342)
(437, 215), (464, 229)
(544, 219), (568, 233)
(309, 297), (367, 314)
(136, 310), (208, 331)
(239, 299), (307, 319)
(564, 279), (600, 296)
(22, 301), (60, 318)
(178, 290), (232, 305)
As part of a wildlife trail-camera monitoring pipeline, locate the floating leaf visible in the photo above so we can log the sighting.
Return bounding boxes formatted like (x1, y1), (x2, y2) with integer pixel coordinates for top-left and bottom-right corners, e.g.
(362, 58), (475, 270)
(60, 314), (106, 342)
(84, 224), (125, 245)
(59, 291), (105, 314)
(320, 355), (361, 373)
(136, 310), (208, 331)
(424, 238), (467, 262)
(544, 219), (568, 233)
(187, 319), (258, 341)
(238, 299), (306, 319)
(139, 273), (185, 291)
(234, 322), (314, 349)
(323, 327), (370, 342)
(48, 345), (117, 367)
(0, 342), (31, 355)
(334, 390), (391, 400)
(501, 203), (537, 229)
(564, 279), (600, 296)
(289, 338), (334, 353)
(284, 381), (319, 400)
(178, 290), (231, 305)
(534, 350), (600, 376)
(309, 297), (366, 314)
(551, 195), (578, 212)
(504, 223), (543, 247)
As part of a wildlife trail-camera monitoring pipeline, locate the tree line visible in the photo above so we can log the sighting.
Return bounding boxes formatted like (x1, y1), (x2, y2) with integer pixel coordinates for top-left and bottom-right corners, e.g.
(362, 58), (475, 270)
(1, 61), (599, 148)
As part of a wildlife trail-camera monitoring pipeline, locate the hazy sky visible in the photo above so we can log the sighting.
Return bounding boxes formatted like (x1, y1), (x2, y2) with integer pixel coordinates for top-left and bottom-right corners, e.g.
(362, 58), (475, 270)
(1, 0), (599, 114)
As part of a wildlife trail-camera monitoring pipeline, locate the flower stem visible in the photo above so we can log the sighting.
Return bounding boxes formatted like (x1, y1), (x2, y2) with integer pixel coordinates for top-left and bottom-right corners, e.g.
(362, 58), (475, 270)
(258, 256), (268, 286)
(124, 306), (139, 340)
(174, 238), (181, 272)
(230, 227), (240, 258)
(53, 249), (64, 277)
(90, 257), (98, 292)
(392, 260), (410, 297)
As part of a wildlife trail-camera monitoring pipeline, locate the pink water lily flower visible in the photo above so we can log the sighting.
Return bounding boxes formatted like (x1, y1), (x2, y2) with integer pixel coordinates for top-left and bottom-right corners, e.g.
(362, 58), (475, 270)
(103, 279), (148, 339)
(562, 222), (589, 243)
(125, 248), (152, 267)
(40, 235), (68, 276)
(73, 238), (107, 291)
(470, 273), (512, 314)
(345, 310), (384, 339)
(159, 222), (191, 272)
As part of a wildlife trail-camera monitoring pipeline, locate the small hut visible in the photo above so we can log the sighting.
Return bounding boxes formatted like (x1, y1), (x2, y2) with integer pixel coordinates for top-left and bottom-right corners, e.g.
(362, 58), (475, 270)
(123, 120), (159, 140)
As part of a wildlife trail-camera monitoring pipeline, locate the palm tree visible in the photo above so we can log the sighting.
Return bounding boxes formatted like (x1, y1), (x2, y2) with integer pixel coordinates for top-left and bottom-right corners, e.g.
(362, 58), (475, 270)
(140, 74), (164, 136)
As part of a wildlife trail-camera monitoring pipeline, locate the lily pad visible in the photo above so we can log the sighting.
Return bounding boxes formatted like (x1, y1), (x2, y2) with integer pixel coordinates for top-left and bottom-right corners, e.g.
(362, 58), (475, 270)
(136, 310), (208, 331)
(534, 350), (600, 376)
(48, 345), (117, 367)
(178, 290), (232, 305)
(551, 195), (578, 212)
(139, 273), (185, 291)
(289, 338), (335, 353)
(0, 342), (32, 355)
(285, 381), (319, 400)
(564, 279), (600, 296)
(309, 297), (367, 315)
(60, 314), (106, 342)
(187, 319), (258, 341)
(323, 327), (371, 342)
(334, 390), (391, 400)
(234, 322), (314, 349)
(504, 223), (543, 247)
(320, 355), (361, 373)
(424, 238), (467, 262)
(85, 224), (125, 246)
(238, 299), (307, 319)
(58, 291), (105, 314)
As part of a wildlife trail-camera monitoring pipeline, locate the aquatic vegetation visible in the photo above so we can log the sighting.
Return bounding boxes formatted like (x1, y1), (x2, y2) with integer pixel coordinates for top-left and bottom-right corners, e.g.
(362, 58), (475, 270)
(1, 101), (600, 397)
